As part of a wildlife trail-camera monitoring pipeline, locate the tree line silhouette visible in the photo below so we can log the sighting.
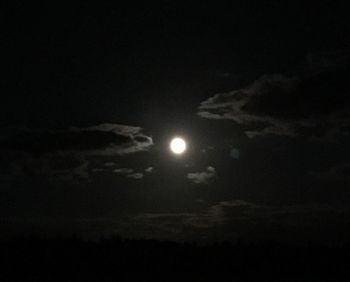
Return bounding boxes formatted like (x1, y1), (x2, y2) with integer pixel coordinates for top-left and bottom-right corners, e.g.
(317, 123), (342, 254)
(1, 235), (350, 281)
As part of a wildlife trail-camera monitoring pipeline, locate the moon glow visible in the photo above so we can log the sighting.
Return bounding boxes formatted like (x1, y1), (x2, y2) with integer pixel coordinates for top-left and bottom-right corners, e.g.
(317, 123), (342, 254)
(170, 137), (187, 154)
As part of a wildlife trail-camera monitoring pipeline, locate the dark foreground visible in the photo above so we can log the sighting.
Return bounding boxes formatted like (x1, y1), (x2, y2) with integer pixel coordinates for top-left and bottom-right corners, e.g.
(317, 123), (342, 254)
(1, 236), (350, 281)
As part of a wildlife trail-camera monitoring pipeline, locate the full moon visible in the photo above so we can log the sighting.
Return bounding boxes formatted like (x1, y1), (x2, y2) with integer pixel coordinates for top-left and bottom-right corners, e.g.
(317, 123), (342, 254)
(170, 137), (187, 154)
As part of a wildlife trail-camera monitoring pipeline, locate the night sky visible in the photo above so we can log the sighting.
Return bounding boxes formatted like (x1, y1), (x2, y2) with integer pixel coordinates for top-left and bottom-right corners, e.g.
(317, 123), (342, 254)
(2, 1), (350, 244)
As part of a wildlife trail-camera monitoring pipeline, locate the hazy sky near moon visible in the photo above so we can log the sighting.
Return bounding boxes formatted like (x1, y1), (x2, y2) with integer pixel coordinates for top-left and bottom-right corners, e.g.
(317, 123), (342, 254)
(1, 2), (350, 243)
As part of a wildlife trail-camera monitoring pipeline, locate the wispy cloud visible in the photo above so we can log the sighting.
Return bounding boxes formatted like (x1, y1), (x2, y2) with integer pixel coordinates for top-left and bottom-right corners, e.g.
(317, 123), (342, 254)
(145, 167), (153, 173)
(113, 168), (134, 174)
(187, 166), (216, 184)
(104, 162), (115, 167)
(127, 173), (144, 179)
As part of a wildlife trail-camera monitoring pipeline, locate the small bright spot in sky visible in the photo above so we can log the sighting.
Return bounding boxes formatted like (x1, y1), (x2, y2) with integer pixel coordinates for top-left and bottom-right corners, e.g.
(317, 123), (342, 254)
(170, 137), (186, 154)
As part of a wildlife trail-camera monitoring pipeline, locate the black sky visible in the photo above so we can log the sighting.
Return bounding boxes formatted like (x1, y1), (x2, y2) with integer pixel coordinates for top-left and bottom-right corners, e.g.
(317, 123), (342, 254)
(1, 1), (350, 243)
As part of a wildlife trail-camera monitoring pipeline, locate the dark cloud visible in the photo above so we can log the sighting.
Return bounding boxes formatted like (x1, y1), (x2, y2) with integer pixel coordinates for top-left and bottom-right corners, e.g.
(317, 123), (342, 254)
(311, 163), (350, 182)
(198, 59), (350, 139)
(138, 200), (345, 230)
(133, 200), (350, 242)
(0, 153), (90, 181)
(92, 168), (105, 173)
(1, 123), (153, 156)
(187, 166), (216, 184)
(0, 123), (153, 180)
